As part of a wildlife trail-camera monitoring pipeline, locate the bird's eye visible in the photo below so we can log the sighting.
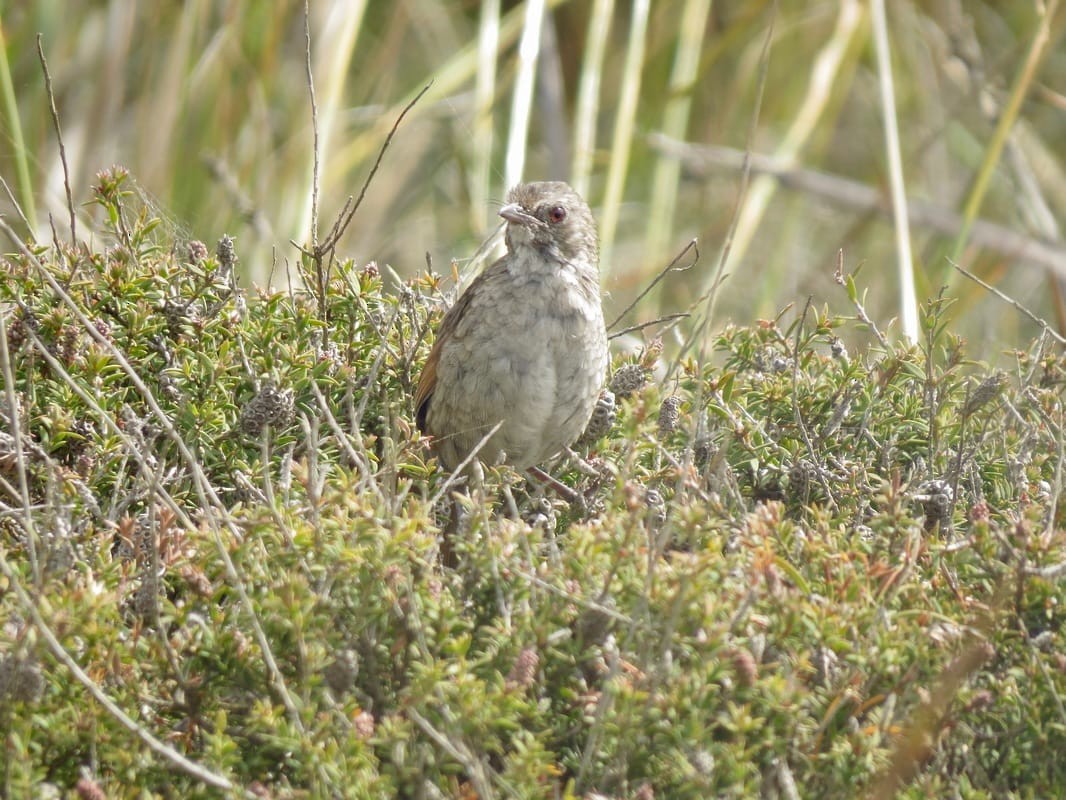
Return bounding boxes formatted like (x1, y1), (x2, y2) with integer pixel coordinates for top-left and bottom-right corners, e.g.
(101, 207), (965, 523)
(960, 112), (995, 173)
(548, 205), (567, 223)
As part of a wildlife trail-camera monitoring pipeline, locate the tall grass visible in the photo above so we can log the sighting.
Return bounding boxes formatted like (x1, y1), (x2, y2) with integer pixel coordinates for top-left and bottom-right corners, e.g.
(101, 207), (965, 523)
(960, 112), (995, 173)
(1, 1), (1065, 351)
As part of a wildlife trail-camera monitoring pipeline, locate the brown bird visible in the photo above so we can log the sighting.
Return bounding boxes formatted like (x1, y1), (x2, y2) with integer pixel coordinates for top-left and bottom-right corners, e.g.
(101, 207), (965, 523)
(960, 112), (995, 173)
(415, 181), (608, 474)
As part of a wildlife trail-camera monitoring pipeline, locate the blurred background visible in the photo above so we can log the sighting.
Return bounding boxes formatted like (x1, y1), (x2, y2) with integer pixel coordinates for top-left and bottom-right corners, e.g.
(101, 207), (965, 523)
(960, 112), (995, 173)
(2, 1), (1065, 356)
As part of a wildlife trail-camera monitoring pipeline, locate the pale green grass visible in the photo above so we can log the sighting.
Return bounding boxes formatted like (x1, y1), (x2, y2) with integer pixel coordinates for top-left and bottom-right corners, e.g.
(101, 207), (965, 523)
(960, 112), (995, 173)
(1, 1), (1065, 353)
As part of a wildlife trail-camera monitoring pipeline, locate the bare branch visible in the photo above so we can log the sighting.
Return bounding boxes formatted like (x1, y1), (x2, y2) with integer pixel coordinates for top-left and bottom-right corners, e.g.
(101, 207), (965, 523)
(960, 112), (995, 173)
(36, 35), (76, 247)
(318, 83), (432, 255)
(304, 0), (320, 251)
(950, 259), (1066, 345)
(0, 175), (33, 235)
(606, 238), (697, 331)
(650, 134), (1066, 277)
(0, 550), (250, 796)
(608, 312), (690, 340)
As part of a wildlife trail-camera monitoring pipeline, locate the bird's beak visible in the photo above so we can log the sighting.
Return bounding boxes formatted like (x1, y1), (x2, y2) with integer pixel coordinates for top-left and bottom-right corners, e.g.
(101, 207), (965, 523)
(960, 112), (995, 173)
(499, 203), (544, 228)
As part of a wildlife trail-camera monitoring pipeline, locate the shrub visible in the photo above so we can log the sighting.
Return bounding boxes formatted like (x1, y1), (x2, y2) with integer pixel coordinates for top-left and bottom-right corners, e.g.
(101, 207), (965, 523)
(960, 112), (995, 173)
(1, 173), (1063, 798)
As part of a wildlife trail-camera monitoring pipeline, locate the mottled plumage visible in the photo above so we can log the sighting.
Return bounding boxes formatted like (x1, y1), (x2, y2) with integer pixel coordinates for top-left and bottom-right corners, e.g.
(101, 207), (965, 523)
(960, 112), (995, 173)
(415, 181), (608, 471)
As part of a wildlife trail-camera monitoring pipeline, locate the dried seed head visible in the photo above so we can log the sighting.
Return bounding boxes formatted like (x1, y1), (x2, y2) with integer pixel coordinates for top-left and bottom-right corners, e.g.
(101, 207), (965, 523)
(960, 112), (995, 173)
(657, 395), (681, 436)
(609, 363), (648, 398)
(7, 310), (39, 350)
(323, 649), (360, 694)
(157, 373), (182, 402)
(186, 240), (209, 264)
(964, 372), (1005, 417)
(74, 450), (96, 477)
(506, 646), (540, 690)
(216, 234), (238, 271)
(812, 645), (841, 688)
(180, 565), (213, 598)
(132, 572), (160, 621)
(689, 749), (715, 776)
(580, 388), (617, 441)
(113, 514), (154, 567)
(59, 325), (81, 365)
(830, 337), (849, 364)
(917, 479), (954, 531)
(319, 339), (342, 376)
(968, 500), (990, 523)
(522, 496), (557, 530)
(76, 775), (107, 800)
(693, 435), (716, 468)
(162, 297), (201, 335)
(240, 380), (295, 435)
(754, 346), (793, 373)
(92, 317), (113, 343)
(788, 459), (817, 496)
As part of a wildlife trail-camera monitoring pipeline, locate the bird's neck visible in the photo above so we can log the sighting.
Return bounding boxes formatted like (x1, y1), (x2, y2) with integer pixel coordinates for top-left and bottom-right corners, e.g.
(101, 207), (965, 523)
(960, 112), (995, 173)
(507, 243), (595, 278)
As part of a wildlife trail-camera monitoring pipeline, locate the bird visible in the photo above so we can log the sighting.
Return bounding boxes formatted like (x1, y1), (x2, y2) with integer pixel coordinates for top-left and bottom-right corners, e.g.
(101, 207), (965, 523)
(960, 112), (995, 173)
(415, 181), (608, 475)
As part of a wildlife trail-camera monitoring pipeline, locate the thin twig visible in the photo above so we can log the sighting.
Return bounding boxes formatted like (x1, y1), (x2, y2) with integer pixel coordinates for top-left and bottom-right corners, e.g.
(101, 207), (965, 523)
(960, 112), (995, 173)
(1043, 403), (1066, 541)
(606, 238), (698, 331)
(0, 549), (249, 796)
(791, 297), (838, 509)
(258, 427), (295, 547)
(426, 421), (504, 510)
(0, 174), (33, 235)
(0, 312), (40, 586)
(351, 301), (404, 431)
(301, 0), (328, 322)
(833, 249), (889, 347)
(526, 464), (580, 504)
(318, 83), (432, 254)
(575, 633), (621, 791)
(307, 377), (379, 498)
(408, 709), (498, 799)
(0, 410), (103, 525)
(608, 313), (690, 340)
(36, 35), (76, 247)
(950, 259), (1066, 345)
(303, 0), (320, 251)
(0, 218), (304, 731)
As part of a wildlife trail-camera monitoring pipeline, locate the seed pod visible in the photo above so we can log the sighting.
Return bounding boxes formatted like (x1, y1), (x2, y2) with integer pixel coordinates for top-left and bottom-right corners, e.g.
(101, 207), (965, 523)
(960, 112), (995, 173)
(657, 396), (681, 436)
(609, 363), (648, 398)
(581, 388), (617, 441)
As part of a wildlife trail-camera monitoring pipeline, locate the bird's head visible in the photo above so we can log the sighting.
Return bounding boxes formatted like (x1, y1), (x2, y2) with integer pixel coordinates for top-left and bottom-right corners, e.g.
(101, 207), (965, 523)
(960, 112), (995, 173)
(499, 181), (598, 267)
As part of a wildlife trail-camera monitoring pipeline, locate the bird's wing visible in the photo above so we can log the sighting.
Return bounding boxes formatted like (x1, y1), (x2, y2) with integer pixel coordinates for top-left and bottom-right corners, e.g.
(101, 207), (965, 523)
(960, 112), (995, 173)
(414, 263), (504, 433)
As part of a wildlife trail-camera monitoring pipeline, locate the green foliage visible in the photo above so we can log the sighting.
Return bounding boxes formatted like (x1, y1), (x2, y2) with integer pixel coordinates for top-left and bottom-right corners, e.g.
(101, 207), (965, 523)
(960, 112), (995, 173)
(2, 179), (1065, 798)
